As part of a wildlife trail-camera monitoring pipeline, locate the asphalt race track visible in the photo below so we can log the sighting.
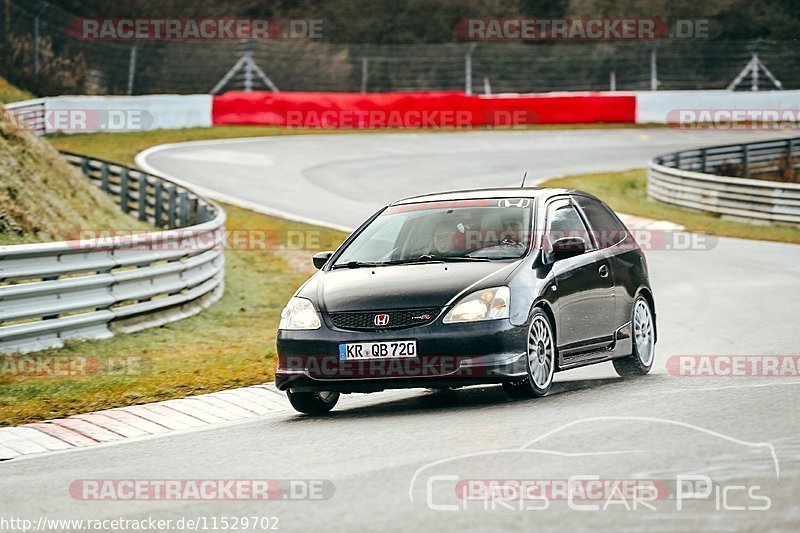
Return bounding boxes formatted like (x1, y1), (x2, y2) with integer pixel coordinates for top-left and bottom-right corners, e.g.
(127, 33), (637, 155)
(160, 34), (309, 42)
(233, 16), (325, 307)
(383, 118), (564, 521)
(3, 128), (800, 531)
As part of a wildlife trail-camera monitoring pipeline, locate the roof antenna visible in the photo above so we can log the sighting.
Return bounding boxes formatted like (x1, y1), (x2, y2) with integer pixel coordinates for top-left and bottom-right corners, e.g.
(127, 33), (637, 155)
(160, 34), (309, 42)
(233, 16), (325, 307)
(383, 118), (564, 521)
(520, 171), (528, 188)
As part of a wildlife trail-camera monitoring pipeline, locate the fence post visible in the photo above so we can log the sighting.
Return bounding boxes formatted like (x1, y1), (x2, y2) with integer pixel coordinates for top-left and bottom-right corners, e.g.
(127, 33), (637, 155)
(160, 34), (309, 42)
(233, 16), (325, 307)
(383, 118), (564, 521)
(138, 174), (147, 221)
(465, 43), (476, 95)
(120, 168), (129, 213)
(360, 54), (368, 93)
(189, 198), (198, 226)
(154, 180), (164, 227)
(167, 186), (177, 228)
(742, 144), (750, 176)
(650, 42), (659, 91)
(100, 163), (109, 192)
(609, 71), (616, 91)
(127, 43), (137, 95)
(33, 5), (48, 78)
(179, 192), (189, 227)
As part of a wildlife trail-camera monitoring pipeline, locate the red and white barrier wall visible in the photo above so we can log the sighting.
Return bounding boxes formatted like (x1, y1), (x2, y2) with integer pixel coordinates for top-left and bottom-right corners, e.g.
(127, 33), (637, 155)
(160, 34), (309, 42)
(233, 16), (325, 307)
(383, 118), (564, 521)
(211, 90), (800, 127)
(6, 90), (799, 133)
(211, 91), (636, 127)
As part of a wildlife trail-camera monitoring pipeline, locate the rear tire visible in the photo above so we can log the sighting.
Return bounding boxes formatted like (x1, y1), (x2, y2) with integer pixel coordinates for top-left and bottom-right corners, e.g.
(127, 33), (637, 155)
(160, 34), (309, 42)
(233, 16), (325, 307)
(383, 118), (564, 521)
(503, 308), (556, 399)
(613, 295), (655, 377)
(287, 390), (340, 414)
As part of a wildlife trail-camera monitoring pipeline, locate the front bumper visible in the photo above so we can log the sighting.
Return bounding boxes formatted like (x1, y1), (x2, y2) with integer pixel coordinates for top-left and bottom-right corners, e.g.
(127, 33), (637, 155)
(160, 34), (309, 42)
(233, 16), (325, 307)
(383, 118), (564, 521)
(275, 318), (528, 393)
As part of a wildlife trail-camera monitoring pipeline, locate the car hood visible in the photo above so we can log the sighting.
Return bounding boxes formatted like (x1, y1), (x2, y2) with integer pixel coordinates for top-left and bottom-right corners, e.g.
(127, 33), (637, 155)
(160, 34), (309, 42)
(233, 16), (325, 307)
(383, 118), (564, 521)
(304, 261), (521, 312)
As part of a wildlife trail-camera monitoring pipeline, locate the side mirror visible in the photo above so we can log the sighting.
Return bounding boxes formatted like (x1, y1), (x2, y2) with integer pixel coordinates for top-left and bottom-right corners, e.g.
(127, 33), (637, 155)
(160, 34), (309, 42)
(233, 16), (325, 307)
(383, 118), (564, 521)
(312, 251), (334, 270)
(551, 237), (586, 262)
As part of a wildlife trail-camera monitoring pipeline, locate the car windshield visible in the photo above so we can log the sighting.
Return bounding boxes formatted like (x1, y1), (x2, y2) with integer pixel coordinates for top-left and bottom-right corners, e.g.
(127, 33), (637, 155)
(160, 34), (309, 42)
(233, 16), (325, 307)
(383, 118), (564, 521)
(332, 198), (534, 268)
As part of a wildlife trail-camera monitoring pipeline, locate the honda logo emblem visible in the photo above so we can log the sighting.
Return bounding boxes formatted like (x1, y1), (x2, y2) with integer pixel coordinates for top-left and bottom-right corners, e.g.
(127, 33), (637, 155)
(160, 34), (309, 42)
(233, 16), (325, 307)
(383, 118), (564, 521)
(374, 314), (390, 326)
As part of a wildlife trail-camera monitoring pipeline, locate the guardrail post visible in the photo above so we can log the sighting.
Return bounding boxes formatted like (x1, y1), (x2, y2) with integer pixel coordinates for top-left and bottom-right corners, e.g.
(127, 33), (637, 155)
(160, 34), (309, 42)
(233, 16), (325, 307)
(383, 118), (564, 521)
(674, 151), (681, 169)
(138, 175), (148, 221)
(100, 163), (110, 193)
(120, 169), (130, 213)
(179, 192), (189, 227)
(742, 145), (750, 177)
(167, 186), (177, 228)
(700, 149), (708, 173)
(81, 158), (90, 176)
(154, 180), (164, 227)
(188, 197), (198, 226)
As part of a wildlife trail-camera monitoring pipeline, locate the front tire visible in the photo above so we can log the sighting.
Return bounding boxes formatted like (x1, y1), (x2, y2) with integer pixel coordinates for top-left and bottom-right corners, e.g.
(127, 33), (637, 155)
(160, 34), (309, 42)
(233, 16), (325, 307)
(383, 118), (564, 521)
(287, 390), (340, 414)
(503, 308), (556, 399)
(613, 295), (655, 377)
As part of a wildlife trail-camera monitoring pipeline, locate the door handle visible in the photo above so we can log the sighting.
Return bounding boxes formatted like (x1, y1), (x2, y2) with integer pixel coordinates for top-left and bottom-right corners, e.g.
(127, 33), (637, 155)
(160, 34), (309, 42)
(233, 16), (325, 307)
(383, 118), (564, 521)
(598, 264), (609, 278)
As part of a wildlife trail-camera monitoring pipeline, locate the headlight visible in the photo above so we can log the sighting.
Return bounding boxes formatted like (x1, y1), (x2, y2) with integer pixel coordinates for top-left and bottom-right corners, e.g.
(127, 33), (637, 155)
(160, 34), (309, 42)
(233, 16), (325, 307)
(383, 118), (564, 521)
(279, 297), (321, 330)
(443, 286), (510, 324)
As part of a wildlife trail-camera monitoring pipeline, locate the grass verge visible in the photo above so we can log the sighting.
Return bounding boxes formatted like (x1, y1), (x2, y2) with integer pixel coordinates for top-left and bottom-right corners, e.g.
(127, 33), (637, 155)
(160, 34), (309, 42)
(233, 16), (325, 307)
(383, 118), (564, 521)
(541, 169), (800, 244)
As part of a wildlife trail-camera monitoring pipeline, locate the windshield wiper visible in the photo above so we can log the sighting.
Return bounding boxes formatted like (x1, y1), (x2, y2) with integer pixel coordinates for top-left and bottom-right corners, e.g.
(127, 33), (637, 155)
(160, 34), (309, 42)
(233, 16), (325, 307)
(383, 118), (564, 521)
(333, 255), (493, 269)
(382, 255), (491, 266)
(466, 255), (523, 261)
(331, 261), (384, 269)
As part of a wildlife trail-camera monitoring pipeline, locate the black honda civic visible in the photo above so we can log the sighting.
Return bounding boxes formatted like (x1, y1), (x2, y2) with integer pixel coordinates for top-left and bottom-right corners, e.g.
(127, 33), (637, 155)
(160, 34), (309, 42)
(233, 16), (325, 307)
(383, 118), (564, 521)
(276, 187), (656, 414)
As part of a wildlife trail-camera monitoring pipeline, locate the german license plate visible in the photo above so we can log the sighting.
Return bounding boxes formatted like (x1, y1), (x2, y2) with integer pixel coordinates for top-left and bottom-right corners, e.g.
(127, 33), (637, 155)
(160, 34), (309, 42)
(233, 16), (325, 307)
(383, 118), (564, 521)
(338, 340), (417, 360)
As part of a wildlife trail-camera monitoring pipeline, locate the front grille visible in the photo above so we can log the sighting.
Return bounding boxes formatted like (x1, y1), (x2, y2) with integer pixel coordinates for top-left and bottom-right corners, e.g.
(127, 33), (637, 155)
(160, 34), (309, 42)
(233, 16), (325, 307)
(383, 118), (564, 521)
(329, 308), (440, 331)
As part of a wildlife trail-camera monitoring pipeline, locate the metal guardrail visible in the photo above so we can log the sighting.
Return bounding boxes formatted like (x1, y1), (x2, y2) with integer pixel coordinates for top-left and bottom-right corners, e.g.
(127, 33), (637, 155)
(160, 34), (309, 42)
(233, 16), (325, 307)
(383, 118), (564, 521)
(0, 153), (226, 353)
(648, 137), (800, 225)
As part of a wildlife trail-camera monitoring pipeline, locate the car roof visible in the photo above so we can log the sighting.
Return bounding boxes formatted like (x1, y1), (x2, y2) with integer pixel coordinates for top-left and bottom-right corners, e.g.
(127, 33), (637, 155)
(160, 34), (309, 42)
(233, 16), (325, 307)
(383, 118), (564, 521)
(390, 186), (588, 206)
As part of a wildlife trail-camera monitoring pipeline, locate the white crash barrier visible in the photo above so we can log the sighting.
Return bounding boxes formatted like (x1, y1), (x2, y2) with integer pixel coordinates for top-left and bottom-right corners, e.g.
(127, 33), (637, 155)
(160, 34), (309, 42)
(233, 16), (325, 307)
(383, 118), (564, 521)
(635, 90), (800, 124)
(5, 94), (213, 134)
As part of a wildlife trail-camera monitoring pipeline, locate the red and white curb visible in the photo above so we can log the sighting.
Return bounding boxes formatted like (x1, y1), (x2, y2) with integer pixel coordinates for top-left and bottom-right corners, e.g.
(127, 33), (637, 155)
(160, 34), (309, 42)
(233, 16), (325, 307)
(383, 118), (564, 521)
(0, 383), (290, 461)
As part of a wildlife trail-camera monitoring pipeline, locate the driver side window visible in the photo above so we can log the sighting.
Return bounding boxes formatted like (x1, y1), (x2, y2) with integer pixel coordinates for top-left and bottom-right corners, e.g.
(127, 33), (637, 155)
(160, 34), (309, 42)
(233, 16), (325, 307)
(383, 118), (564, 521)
(545, 200), (594, 251)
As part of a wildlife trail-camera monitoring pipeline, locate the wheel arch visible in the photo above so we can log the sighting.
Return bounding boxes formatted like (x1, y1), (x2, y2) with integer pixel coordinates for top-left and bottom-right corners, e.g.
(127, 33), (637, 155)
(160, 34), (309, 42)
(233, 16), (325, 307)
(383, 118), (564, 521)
(531, 299), (559, 370)
(635, 286), (657, 343)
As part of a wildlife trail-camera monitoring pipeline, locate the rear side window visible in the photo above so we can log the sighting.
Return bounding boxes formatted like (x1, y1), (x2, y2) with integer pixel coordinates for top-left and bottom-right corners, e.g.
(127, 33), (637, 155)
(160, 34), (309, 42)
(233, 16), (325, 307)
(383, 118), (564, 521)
(574, 196), (630, 249)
